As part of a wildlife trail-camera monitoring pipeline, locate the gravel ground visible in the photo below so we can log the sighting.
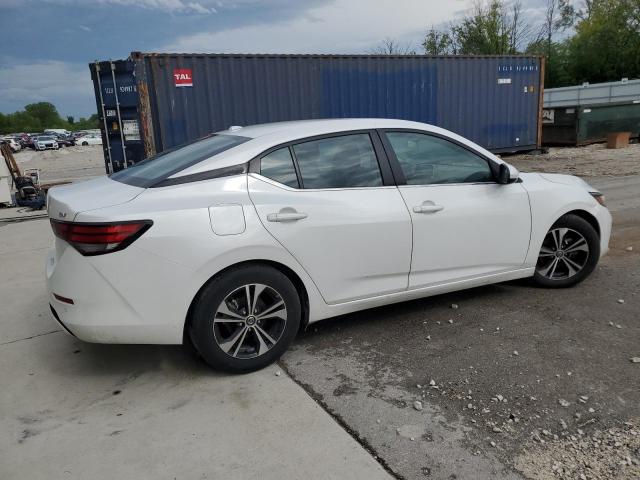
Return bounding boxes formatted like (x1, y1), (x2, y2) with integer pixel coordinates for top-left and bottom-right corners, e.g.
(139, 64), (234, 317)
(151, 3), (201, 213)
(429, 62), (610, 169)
(14, 145), (104, 184)
(506, 143), (640, 178)
(282, 175), (640, 480)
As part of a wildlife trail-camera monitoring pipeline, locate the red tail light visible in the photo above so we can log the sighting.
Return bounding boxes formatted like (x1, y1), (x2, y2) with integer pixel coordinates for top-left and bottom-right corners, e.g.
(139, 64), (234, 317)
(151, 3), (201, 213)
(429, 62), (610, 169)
(50, 220), (152, 256)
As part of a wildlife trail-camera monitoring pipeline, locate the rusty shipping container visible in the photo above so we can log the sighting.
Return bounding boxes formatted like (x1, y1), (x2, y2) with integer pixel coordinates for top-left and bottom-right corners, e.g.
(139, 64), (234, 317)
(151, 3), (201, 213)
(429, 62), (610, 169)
(89, 52), (544, 173)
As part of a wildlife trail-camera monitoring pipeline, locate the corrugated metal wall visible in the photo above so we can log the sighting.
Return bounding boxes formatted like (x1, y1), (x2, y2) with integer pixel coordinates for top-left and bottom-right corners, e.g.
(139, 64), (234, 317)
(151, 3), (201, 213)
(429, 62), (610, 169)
(90, 53), (543, 171)
(544, 78), (640, 108)
(137, 53), (542, 154)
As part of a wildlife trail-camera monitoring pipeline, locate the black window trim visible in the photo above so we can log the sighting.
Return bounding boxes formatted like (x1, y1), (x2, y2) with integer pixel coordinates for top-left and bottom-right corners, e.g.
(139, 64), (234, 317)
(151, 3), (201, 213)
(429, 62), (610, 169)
(151, 163), (248, 188)
(377, 128), (501, 186)
(114, 133), (252, 188)
(249, 129), (396, 189)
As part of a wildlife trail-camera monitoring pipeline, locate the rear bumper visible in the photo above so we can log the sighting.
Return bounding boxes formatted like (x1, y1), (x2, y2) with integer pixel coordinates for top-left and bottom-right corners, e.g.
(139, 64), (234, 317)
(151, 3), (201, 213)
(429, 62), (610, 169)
(45, 242), (190, 344)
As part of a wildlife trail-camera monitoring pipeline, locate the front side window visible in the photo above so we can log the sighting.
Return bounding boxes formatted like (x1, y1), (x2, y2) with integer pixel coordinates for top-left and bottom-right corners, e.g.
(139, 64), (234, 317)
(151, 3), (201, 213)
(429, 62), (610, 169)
(260, 147), (299, 188)
(110, 134), (249, 188)
(292, 134), (383, 189)
(386, 132), (494, 185)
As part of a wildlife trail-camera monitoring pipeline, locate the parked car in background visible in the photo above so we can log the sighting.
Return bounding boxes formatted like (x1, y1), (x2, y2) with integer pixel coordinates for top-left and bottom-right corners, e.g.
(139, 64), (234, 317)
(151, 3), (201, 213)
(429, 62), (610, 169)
(1, 137), (22, 152)
(54, 134), (75, 147)
(34, 135), (59, 151)
(44, 129), (71, 136)
(77, 134), (102, 146)
(71, 131), (87, 140)
(10, 133), (30, 148)
(25, 134), (43, 150)
(45, 118), (611, 372)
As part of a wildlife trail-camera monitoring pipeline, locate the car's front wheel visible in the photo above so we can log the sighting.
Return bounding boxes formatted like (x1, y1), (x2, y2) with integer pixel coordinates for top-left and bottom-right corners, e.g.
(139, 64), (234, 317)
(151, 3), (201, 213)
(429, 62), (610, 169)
(533, 214), (600, 288)
(189, 265), (301, 373)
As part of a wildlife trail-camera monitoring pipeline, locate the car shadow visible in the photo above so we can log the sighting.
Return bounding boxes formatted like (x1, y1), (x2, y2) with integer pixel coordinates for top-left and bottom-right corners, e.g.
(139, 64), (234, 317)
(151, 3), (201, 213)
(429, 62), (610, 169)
(296, 279), (536, 340)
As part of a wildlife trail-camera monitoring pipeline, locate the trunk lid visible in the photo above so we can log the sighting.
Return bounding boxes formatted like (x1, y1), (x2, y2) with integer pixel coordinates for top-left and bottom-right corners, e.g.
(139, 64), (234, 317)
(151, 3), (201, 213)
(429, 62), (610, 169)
(47, 176), (144, 221)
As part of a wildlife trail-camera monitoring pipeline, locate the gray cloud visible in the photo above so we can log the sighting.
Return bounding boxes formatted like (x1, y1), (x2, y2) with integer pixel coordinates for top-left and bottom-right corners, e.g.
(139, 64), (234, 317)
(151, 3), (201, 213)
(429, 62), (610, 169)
(0, 61), (95, 117)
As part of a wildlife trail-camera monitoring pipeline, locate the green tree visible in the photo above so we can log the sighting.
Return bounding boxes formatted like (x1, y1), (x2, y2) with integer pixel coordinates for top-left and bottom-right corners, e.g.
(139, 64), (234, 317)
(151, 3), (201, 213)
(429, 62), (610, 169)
(23, 102), (64, 129)
(73, 114), (100, 130)
(0, 103), (99, 134)
(422, 28), (455, 55)
(421, 0), (530, 55)
(567, 0), (640, 84)
(526, 39), (572, 88)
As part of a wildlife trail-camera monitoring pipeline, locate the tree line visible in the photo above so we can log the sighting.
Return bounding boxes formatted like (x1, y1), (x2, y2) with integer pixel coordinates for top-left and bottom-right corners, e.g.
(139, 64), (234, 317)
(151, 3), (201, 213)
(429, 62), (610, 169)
(0, 102), (99, 135)
(373, 0), (640, 88)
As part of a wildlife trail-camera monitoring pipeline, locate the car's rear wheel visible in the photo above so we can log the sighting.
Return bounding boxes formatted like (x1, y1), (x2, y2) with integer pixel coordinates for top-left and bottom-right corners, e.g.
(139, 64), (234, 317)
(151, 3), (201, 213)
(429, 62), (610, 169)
(82, 141), (88, 146)
(533, 214), (599, 288)
(189, 265), (301, 373)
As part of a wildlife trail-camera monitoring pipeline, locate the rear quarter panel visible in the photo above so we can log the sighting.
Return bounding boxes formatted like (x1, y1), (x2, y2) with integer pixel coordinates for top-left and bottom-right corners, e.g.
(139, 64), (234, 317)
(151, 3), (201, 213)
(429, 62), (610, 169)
(74, 175), (326, 342)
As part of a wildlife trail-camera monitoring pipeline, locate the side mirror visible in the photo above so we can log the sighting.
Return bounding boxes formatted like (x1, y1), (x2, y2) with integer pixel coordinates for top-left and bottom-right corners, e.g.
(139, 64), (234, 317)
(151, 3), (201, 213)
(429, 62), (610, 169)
(497, 163), (519, 184)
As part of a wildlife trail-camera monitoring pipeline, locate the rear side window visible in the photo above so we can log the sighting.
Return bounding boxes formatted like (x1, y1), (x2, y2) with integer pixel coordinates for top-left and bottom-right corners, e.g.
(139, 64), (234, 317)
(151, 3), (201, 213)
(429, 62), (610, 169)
(386, 132), (494, 185)
(292, 134), (383, 189)
(110, 134), (249, 188)
(260, 147), (299, 188)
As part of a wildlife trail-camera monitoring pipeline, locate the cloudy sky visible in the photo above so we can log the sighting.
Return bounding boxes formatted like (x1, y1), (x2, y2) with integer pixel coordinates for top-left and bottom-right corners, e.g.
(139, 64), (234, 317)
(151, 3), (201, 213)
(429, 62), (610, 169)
(0, 0), (545, 118)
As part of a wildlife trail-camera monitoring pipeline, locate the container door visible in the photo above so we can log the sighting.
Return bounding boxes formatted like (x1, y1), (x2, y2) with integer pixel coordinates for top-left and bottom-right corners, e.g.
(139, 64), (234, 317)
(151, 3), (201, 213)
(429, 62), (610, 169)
(90, 61), (144, 173)
(248, 133), (412, 304)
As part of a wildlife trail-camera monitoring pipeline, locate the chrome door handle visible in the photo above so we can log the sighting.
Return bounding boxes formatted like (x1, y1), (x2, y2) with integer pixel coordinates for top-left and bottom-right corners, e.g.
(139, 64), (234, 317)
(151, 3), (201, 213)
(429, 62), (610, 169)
(267, 212), (308, 222)
(413, 204), (444, 214)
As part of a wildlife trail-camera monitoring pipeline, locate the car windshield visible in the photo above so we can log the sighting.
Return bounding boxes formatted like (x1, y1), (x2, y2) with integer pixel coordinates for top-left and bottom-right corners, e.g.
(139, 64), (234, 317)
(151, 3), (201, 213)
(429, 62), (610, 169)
(110, 134), (250, 188)
(40, 136), (54, 141)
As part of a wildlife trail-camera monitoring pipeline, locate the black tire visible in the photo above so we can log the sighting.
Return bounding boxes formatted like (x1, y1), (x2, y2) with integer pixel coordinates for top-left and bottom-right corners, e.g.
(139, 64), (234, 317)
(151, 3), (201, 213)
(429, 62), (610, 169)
(189, 265), (301, 373)
(532, 214), (600, 288)
(82, 141), (88, 146)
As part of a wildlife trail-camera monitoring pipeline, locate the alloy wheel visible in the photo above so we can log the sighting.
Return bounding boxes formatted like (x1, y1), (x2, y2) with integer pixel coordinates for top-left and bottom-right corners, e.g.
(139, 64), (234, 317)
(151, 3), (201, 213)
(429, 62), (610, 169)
(213, 283), (287, 359)
(536, 227), (590, 280)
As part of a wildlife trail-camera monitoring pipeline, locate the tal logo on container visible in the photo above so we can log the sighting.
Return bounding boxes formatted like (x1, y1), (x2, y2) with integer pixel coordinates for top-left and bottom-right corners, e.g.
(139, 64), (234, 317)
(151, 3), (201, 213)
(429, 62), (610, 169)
(174, 69), (193, 87)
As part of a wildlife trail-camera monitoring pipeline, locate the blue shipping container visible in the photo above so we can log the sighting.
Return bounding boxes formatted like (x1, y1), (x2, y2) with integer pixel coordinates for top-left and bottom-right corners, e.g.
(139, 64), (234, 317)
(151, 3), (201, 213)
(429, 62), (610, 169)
(90, 53), (544, 173)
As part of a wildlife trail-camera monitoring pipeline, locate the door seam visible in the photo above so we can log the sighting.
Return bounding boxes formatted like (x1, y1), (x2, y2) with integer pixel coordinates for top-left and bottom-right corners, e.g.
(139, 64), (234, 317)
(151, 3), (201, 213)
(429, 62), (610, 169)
(245, 175), (331, 305)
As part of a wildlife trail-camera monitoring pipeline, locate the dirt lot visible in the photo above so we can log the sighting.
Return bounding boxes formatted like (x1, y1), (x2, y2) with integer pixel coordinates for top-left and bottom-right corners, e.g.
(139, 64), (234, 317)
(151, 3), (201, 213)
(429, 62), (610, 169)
(282, 173), (640, 480)
(14, 145), (104, 184)
(507, 143), (640, 178)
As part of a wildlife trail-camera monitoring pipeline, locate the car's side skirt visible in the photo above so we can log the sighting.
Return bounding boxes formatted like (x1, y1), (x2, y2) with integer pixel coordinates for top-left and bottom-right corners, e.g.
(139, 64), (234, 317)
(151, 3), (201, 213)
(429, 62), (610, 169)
(308, 267), (535, 323)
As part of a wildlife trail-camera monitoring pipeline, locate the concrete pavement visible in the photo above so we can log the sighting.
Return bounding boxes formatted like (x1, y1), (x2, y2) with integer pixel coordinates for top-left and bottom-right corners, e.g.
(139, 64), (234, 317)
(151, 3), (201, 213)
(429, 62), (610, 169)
(0, 218), (391, 480)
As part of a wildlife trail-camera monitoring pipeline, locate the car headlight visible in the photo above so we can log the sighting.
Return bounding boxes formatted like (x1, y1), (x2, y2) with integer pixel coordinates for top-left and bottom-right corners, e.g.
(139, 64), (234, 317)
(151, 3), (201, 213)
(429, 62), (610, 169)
(590, 192), (606, 207)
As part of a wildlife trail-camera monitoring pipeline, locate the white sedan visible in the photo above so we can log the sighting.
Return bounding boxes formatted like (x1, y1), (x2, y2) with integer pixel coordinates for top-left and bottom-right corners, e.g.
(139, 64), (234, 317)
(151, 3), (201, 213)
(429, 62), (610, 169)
(34, 135), (59, 151)
(77, 134), (102, 146)
(45, 119), (611, 372)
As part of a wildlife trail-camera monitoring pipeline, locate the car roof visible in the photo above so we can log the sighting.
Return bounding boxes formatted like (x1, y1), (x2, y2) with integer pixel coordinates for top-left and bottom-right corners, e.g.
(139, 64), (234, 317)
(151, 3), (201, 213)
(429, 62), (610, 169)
(220, 118), (428, 140)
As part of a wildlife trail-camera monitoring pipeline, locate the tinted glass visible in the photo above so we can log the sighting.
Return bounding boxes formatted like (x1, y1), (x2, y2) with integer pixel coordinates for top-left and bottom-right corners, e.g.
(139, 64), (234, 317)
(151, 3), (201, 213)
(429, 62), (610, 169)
(110, 134), (249, 188)
(292, 134), (382, 189)
(386, 132), (494, 185)
(260, 147), (299, 188)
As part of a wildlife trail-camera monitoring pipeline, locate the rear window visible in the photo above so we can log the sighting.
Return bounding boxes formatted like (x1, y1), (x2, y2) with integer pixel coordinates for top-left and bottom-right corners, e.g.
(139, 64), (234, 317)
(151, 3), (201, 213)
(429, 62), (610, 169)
(110, 134), (250, 188)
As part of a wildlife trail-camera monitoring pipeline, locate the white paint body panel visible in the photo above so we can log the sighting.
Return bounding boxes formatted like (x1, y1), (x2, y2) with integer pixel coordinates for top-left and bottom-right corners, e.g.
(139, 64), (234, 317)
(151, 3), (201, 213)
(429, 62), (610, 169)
(398, 182), (531, 287)
(44, 118), (611, 345)
(248, 175), (412, 304)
